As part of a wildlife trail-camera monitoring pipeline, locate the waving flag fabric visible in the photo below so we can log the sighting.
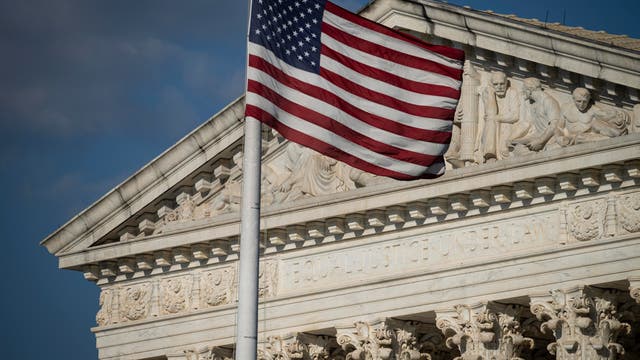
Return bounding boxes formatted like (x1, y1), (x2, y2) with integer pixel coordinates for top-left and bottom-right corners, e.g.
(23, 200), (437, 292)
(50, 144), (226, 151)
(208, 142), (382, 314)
(245, 0), (464, 180)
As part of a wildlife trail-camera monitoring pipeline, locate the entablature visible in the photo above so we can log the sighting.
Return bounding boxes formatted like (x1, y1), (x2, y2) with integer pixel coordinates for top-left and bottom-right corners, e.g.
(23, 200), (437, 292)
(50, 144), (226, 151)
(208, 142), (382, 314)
(63, 135), (640, 277)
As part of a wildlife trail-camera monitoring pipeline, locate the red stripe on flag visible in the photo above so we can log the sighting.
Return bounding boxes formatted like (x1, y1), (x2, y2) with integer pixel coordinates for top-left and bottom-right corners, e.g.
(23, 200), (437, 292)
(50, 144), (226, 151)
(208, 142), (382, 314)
(325, 1), (465, 63)
(248, 79), (448, 165)
(246, 104), (443, 180)
(249, 55), (453, 140)
(320, 66), (455, 119)
(321, 45), (460, 99)
(322, 22), (463, 81)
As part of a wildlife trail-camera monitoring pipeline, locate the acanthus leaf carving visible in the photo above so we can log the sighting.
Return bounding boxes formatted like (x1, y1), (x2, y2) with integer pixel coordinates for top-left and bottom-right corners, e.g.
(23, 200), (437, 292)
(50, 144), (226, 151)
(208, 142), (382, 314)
(435, 302), (533, 360)
(530, 286), (631, 359)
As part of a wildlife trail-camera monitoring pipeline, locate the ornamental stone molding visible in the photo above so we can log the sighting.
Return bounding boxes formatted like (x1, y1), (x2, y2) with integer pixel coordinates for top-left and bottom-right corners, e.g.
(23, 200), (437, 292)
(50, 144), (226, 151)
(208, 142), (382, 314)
(435, 302), (534, 360)
(529, 286), (632, 359)
(337, 319), (435, 360)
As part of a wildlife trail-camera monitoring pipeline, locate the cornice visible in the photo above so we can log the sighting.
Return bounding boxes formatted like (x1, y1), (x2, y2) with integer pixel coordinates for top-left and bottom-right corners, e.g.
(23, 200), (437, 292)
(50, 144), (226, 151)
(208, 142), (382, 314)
(40, 97), (246, 256)
(60, 134), (640, 275)
(359, 0), (640, 89)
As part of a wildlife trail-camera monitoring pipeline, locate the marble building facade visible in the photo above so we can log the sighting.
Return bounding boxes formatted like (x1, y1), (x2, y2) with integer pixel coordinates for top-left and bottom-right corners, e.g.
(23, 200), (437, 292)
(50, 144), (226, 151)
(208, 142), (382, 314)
(41, 0), (640, 359)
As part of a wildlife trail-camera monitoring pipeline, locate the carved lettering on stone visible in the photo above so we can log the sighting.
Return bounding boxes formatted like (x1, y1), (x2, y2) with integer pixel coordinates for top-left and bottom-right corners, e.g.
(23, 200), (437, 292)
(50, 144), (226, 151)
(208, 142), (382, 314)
(618, 191), (640, 234)
(119, 283), (152, 321)
(435, 303), (533, 360)
(282, 212), (558, 292)
(200, 267), (235, 308)
(566, 199), (607, 242)
(161, 275), (193, 315)
(530, 286), (631, 359)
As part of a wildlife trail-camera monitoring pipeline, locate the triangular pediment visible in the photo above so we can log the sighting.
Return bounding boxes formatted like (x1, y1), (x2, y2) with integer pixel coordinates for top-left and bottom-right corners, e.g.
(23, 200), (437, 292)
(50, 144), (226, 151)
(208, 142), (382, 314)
(41, 0), (640, 273)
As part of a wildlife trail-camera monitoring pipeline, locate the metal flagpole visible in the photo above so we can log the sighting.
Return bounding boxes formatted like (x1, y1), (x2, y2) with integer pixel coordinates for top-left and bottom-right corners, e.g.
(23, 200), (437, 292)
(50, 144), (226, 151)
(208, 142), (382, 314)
(236, 0), (261, 359)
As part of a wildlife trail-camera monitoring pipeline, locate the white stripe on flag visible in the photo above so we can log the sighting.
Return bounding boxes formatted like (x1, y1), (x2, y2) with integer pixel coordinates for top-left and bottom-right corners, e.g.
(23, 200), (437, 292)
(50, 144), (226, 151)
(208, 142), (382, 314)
(248, 65), (449, 155)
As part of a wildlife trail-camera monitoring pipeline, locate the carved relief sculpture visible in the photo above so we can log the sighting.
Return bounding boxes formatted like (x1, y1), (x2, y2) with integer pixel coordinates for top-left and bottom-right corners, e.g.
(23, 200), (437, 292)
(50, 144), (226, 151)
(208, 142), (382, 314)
(511, 78), (561, 152)
(161, 275), (193, 315)
(481, 71), (520, 161)
(555, 88), (629, 146)
(96, 288), (113, 327)
(618, 191), (640, 234)
(447, 60), (481, 168)
(119, 283), (152, 322)
(258, 261), (278, 299)
(200, 267), (235, 308)
(566, 199), (607, 242)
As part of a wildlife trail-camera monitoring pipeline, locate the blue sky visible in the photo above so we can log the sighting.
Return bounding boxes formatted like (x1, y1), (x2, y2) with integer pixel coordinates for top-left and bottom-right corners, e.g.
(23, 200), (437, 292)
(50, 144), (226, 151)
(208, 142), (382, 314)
(1, 0), (638, 358)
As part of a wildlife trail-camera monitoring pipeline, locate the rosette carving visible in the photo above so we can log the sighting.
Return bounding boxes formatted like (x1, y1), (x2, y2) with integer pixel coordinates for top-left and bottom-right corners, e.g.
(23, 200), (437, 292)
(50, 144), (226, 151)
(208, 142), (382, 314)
(530, 286), (631, 359)
(618, 192), (640, 233)
(567, 200), (606, 241)
(119, 283), (151, 321)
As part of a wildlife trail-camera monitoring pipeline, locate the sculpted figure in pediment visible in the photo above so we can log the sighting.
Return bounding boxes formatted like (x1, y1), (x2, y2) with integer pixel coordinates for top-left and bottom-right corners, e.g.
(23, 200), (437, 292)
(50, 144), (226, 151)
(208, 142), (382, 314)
(553, 87), (629, 147)
(510, 77), (561, 152)
(481, 71), (520, 161)
(264, 142), (353, 204)
(446, 61), (481, 168)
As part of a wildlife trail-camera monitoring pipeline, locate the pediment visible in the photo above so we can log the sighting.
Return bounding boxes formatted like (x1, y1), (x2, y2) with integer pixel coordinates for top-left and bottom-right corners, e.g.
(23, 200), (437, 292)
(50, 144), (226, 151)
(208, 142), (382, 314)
(41, 0), (640, 273)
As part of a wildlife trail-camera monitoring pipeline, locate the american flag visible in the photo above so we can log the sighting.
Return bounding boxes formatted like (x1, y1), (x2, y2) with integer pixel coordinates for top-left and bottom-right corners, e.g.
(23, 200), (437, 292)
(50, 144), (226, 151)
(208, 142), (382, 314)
(245, 0), (464, 180)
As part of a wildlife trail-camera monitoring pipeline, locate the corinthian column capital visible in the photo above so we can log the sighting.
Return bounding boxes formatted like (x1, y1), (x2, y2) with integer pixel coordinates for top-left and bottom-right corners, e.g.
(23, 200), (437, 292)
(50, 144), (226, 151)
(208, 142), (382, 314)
(435, 302), (533, 359)
(530, 286), (631, 359)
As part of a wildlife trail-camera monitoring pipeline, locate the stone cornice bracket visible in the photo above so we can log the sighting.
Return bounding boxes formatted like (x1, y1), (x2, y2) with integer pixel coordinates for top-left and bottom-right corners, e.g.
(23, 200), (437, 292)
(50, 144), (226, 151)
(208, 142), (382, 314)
(530, 286), (632, 359)
(336, 319), (433, 360)
(435, 302), (533, 360)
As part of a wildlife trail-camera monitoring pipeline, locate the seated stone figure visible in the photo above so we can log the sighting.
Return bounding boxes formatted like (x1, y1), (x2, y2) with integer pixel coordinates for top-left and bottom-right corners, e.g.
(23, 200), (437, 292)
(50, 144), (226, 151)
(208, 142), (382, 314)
(511, 78), (561, 152)
(555, 87), (629, 146)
